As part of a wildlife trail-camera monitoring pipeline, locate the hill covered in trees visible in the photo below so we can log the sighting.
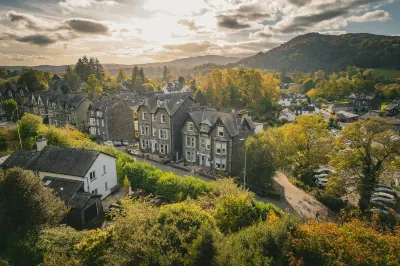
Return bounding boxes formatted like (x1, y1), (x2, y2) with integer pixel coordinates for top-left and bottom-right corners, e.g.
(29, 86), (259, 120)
(238, 33), (400, 73)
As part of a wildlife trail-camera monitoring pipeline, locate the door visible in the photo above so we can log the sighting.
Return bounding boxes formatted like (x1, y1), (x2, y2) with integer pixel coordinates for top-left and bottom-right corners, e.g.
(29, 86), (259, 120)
(201, 155), (205, 167)
(151, 142), (156, 153)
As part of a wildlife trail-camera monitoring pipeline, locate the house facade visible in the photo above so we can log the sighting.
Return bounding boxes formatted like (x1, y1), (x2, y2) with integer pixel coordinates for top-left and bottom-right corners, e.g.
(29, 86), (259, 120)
(181, 108), (255, 176)
(162, 78), (191, 95)
(279, 108), (296, 122)
(348, 93), (381, 113)
(88, 98), (135, 141)
(1, 139), (118, 199)
(0, 83), (30, 119)
(137, 94), (196, 160)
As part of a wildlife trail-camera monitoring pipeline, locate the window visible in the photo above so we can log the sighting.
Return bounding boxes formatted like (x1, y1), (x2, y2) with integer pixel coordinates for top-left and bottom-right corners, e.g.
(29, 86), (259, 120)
(90, 127), (96, 135)
(38, 98), (42, 105)
(89, 171), (96, 181)
(103, 165), (106, 174)
(33, 107), (38, 114)
(90, 118), (96, 126)
(206, 139), (211, 150)
(161, 114), (166, 123)
(152, 127), (156, 137)
(215, 158), (226, 170)
(152, 114), (156, 122)
(20, 90), (24, 96)
(105, 182), (108, 190)
(92, 189), (98, 194)
(159, 144), (168, 154)
(8, 91), (12, 97)
(215, 142), (227, 155)
(217, 126), (224, 137)
(159, 129), (168, 140)
(188, 122), (194, 131)
(201, 124), (208, 132)
(200, 138), (206, 149)
(142, 112), (146, 120)
(186, 136), (195, 148)
(66, 114), (71, 121)
(186, 151), (195, 162)
(102, 120), (104, 127)
(96, 119), (99, 126)
(40, 108), (45, 115)
(141, 126), (149, 135)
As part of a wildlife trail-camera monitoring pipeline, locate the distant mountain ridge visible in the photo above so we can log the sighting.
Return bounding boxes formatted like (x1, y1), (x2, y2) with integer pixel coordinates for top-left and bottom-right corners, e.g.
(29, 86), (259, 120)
(238, 33), (400, 73)
(3, 55), (241, 76)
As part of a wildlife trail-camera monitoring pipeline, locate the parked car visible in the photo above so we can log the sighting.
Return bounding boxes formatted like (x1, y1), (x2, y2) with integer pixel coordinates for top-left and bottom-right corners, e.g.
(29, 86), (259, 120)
(315, 178), (328, 188)
(375, 182), (392, 189)
(122, 140), (129, 146)
(113, 140), (122, 146)
(372, 192), (396, 201)
(313, 173), (329, 180)
(369, 208), (390, 215)
(374, 187), (397, 196)
(370, 197), (396, 208)
(104, 141), (114, 146)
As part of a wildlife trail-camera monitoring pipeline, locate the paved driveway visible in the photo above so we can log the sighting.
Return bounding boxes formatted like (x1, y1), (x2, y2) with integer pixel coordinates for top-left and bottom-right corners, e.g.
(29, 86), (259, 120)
(117, 148), (328, 220)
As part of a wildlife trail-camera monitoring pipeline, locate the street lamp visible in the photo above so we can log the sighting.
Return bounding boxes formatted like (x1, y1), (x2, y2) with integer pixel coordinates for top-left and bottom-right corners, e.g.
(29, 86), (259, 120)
(239, 138), (247, 190)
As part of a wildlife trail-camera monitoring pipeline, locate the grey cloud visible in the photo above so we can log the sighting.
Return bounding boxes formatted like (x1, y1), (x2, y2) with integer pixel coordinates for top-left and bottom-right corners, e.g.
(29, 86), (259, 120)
(178, 19), (199, 31)
(16, 34), (56, 46)
(163, 41), (213, 53)
(7, 10), (45, 31)
(347, 10), (390, 22)
(63, 18), (110, 34)
(217, 15), (251, 29)
(287, 0), (312, 7)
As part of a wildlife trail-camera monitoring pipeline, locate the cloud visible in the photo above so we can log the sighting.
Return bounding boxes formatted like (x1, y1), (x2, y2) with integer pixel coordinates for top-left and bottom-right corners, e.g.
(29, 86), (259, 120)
(217, 15), (251, 29)
(163, 41), (214, 53)
(216, 2), (273, 30)
(62, 18), (110, 34)
(287, 0), (312, 7)
(348, 10), (390, 22)
(16, 34), (57, 46)
(319, 30), (348, 35)
(7, 10), (50, 31)
(0, 52), (53, 62)
(178, 19), (199, 31)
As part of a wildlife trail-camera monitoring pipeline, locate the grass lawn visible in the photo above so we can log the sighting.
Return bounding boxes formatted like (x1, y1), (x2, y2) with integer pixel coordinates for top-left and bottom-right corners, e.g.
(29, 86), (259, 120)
(370, 68), (400, 80)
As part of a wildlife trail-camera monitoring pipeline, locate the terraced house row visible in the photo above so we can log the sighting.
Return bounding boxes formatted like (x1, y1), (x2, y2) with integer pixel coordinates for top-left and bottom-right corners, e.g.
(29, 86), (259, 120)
(137, 94), (256, 176)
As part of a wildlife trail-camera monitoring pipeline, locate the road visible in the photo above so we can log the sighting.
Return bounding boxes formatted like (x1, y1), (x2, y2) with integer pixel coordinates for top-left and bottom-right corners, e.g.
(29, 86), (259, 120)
(119, 148), (328, 220)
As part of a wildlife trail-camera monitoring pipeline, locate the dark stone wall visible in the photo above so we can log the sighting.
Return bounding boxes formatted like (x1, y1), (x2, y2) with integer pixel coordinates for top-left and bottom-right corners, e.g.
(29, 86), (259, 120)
(107, 102), (135, 140)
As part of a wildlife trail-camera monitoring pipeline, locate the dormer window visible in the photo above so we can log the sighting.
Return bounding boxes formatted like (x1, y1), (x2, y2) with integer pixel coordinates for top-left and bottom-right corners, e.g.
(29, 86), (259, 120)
(161, 114), (166, 123)
(201, 124), (208, 132)
(32, 98), (36, 105)
(188, 122), (194, 131)
(38, 98), (42, 105)
(142, 112), (146, 120)
(217, 126), (224, 137)
(20, 90), (24, 97)
(8, 91), (12, 97)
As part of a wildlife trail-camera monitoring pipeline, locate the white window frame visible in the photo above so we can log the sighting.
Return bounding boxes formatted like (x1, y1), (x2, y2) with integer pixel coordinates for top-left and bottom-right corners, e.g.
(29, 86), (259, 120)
(102, 120), (104, 127)
(161, 114), (166, 123)
(142, 112), (146, 120)
(8, 91), (12, 97)
(159, 129), (168, 140)
(89, 171), (96, 181)
(188, 122), (194, 131)
(152, 127), (156, 137)
(152, 114), (156, 122)
(186, 136), (195, 148)
(206, 139), (211, 150)
(217, 126), (224, 137)
(215, 142), (227, 155)
(201, 124), (208, 132)
(90, 118), (96, 126)
(200, 138), (206, 149)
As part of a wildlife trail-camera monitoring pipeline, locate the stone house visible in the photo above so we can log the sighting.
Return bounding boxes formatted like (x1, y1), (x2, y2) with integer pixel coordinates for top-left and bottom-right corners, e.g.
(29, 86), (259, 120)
(162, 78), (191, 95)
(0, 83), (30, 119)
(348, 92), (381, 112)
(336, 111), (359, 123)
(88, 98), (135, 142)
(137, 94), (196, 160)
(181, 108), (255, 176)
(279, 108), (296, 122)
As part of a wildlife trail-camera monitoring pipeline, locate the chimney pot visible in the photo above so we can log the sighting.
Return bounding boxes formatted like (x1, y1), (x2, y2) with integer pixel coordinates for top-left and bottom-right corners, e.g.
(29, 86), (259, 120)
(36, 137), (47, 151)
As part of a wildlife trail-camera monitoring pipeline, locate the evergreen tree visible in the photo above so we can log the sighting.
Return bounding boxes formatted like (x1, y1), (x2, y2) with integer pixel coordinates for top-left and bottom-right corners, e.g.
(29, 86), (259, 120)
(139, 67), (145, 83)
(162, 66), (169, 82)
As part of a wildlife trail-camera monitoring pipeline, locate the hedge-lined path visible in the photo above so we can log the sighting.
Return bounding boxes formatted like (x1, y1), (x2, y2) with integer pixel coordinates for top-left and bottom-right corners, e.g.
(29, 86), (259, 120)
(117, 147), (328, 220)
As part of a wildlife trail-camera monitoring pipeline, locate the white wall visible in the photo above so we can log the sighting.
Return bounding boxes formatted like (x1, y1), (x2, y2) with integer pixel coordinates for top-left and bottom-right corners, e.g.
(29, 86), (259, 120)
(84, 153), (117, 199)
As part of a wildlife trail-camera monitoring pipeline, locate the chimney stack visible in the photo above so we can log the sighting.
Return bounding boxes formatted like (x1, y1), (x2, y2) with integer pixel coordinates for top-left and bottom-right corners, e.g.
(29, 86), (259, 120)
(36, 136), (47, 151)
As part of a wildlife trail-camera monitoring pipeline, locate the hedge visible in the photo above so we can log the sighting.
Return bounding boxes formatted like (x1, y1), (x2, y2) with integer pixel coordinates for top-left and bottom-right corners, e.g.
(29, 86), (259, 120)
(122, 161), (212, 203)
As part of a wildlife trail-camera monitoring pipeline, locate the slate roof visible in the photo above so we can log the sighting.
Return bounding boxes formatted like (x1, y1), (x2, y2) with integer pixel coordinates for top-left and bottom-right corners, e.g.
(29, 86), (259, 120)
(30, 92), (87, 109)
(43, 176), (100, 209)
(189, 108), (255, 137)
(294, 105), (316, 112)
(2, 146), (101, 177)
(337, 111), (359, 119)
(348, 93), (378, 100)
(88, 97), (120, 112)
(139, 94), (193, 116)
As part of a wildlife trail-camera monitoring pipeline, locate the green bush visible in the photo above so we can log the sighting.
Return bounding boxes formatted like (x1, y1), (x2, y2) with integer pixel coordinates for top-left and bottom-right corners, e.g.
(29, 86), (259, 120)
(123, 162), (212, 202)
(315, 193), (347, 212)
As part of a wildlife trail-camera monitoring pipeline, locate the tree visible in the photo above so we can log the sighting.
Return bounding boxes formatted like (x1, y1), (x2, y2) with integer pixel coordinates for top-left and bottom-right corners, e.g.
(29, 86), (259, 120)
(139, 67), (146, 83)
(85, 74), (103, 99)
(18, 113), (43, 146)
(0, 168), (67, 249)
(63, 65), (81, 91)
(330, 118), (400, 210)
(245, 133), (276, 191)
(162, 66), (169, 82)
(18, 69), (48, 91)
(117, 70), (127, 81)
(3, 99), (17, 121)
(302, 78), (315, 93)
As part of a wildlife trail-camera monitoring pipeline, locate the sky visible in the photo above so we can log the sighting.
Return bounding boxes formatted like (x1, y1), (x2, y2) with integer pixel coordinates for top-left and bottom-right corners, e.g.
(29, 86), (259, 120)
(0, 0), (399, 66)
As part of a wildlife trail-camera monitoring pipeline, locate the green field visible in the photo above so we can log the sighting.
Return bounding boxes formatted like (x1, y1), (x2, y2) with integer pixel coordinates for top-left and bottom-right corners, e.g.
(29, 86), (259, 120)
(370, 68), (400, 80)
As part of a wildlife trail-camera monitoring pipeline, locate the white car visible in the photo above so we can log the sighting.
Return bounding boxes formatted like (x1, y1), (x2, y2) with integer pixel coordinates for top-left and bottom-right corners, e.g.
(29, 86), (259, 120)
(371, 197), (396, 208)
(113, 140), (122, 146)
(315, 178), (328, 188)
(372, 192), (396, 201)
(104, 141), (114, 146)
(374, 187), (396, 196)
(122, 140), (129, 146)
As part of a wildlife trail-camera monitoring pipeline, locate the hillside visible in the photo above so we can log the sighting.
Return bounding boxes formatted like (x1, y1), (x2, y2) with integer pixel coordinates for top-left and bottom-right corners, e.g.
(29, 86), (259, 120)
(3, 55), (240, 77)
(238, 33), (400, 73)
